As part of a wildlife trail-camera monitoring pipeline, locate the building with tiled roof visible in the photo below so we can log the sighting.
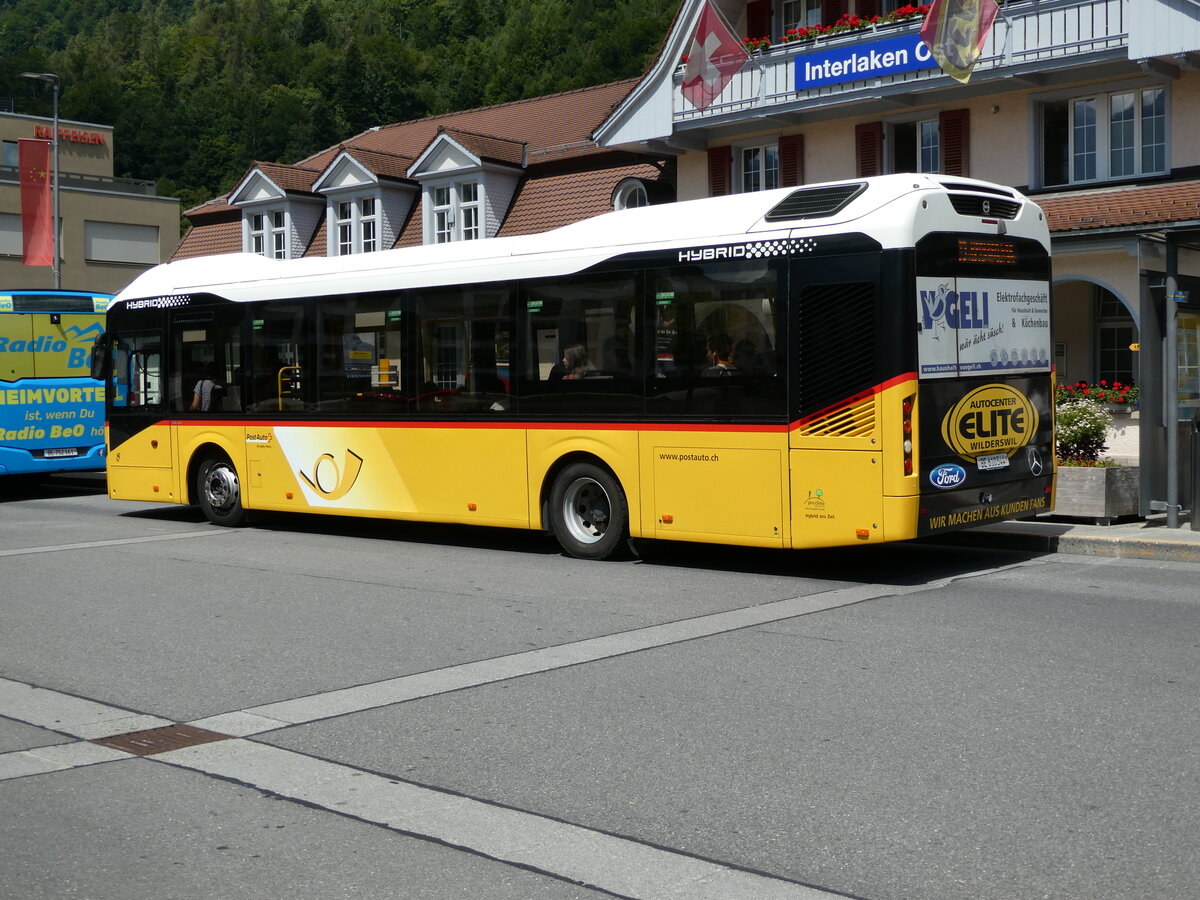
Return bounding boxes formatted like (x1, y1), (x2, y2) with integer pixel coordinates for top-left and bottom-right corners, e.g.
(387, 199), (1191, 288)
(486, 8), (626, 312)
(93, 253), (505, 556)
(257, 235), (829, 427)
(591, 0), (1200, 520)
(174, 79), (674, 263)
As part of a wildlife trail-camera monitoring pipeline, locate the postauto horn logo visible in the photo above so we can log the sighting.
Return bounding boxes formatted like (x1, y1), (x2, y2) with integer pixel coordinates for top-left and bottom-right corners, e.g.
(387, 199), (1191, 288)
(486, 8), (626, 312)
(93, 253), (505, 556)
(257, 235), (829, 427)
(940, 383), (1039, 462)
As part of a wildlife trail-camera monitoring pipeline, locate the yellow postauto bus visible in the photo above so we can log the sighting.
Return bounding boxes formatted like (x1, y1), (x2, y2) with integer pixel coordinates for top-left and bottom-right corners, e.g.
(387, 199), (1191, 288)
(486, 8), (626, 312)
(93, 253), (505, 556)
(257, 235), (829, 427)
(94, 174), (1054, 559)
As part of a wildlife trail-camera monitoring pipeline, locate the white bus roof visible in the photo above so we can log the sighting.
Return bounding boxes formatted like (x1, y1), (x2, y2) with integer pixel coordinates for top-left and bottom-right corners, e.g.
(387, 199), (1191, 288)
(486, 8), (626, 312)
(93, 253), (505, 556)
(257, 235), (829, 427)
(114, 174), (1046, 306)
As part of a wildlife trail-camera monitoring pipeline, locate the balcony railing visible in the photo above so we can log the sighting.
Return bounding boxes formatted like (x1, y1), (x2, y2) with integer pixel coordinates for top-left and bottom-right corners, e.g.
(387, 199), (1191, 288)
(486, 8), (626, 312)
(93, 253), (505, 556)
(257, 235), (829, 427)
(0, 165), (158, 197)
(674, 0), (1126, 124)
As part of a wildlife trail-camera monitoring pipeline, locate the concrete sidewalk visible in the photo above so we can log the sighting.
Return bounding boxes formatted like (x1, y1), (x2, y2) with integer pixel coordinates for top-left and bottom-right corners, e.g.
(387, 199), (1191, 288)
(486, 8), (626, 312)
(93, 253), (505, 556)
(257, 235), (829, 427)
(934, 512), (1200, 562)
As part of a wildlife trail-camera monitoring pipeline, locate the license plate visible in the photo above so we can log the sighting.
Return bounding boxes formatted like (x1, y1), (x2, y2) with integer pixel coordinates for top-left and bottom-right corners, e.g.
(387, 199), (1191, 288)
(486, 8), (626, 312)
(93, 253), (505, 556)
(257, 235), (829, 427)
(976, 452), (1010, 471)
(44, 448), (78, 459)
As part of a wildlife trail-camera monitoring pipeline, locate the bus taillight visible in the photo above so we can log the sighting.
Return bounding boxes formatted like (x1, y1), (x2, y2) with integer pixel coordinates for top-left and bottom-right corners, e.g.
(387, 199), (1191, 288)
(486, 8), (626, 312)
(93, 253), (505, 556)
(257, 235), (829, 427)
(902, 396), (915, 476)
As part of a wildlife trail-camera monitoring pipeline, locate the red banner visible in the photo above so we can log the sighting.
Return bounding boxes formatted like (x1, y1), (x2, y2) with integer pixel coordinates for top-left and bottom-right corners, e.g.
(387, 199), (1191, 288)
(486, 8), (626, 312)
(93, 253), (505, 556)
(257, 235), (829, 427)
(681, 0), (749, 112)
(19, 138), (53, 267)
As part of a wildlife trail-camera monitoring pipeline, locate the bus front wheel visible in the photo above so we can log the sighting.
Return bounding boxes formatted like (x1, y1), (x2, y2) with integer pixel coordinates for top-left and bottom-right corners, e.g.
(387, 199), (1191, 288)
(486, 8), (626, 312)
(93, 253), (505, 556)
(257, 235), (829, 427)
(196, 454), (246, 527)
(549, 462), (628, 560)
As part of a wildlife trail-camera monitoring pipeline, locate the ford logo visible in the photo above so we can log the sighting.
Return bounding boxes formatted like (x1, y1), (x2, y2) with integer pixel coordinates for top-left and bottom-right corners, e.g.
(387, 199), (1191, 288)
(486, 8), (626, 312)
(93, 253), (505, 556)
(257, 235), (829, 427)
(930, 464), (967, 489)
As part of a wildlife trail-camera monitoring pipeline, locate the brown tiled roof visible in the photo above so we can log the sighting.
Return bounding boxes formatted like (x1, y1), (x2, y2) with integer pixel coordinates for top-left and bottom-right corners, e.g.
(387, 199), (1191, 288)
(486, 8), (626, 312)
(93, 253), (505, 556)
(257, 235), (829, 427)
(174, 218), (242, 260)
(251, 161), (322, 195)
(183, 195), (237, 218)
(500, 162), (668, 236)
(340, 147), (415, 182)
(1039, 180), (1200, 233)
(435, 128), (526, 167)
(301, 80), (638, 165)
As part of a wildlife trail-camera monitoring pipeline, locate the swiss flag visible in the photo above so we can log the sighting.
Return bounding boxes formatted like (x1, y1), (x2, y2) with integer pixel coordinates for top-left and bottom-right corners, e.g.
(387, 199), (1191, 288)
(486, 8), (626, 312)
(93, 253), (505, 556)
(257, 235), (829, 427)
(681, 0), (749, 112)
(19, 138), (53, 267)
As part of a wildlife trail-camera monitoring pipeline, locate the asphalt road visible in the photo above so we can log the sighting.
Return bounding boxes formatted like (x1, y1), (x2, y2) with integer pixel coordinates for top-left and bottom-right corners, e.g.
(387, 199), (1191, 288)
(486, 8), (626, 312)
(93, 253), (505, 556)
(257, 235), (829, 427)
(1, 474), (1197, 899)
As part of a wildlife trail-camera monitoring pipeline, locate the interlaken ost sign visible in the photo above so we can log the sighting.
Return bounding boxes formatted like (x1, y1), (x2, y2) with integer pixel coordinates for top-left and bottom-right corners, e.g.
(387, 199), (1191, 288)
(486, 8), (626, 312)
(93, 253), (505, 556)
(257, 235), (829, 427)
(795, 32), (938, 89)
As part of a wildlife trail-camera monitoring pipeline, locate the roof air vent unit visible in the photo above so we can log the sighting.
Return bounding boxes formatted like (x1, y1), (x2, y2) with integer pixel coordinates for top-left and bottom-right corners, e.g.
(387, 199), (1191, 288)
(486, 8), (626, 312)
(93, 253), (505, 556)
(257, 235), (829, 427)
(765, 182), (867, 222)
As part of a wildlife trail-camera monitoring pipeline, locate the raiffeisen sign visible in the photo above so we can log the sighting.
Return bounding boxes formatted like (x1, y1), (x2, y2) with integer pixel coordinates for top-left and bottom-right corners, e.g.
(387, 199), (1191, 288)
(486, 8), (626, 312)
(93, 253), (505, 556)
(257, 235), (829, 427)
(795, 33), (938, 89)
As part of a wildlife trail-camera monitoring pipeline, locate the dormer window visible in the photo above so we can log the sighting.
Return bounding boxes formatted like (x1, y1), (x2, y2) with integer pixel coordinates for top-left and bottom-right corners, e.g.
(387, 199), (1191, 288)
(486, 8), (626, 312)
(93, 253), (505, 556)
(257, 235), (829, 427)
(613, 178), (650, 210)
(432, 181), (482, 243)
(250, 210), (287, 259)
(335, 196), (379, 255)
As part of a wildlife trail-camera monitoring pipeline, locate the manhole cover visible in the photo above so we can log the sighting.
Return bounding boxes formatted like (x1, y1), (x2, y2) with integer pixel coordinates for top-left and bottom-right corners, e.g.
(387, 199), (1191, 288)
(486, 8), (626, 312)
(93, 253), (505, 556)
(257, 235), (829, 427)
(92, 724), (230, 756)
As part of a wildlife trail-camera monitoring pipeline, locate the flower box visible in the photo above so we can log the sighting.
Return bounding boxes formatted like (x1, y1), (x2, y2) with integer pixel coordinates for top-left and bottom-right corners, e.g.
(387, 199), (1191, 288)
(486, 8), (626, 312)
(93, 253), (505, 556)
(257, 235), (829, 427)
(1053, 466), (1140, 524)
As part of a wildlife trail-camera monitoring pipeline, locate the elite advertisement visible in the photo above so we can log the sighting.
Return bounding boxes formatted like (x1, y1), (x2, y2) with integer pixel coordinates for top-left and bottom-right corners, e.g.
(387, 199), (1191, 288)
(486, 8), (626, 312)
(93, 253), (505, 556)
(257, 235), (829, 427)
(917, 374), (1056, 535)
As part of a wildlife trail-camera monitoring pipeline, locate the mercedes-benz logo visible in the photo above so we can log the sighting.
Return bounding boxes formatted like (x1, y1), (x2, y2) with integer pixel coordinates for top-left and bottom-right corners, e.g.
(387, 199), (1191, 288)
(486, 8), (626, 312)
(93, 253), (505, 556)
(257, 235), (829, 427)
(1027, 447), (1043, 476)
(982, 199), (991, 216)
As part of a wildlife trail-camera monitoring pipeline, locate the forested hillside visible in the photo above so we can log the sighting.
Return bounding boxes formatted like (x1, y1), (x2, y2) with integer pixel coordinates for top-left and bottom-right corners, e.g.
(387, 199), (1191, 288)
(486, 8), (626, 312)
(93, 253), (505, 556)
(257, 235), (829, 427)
(1, 0), (680, 212)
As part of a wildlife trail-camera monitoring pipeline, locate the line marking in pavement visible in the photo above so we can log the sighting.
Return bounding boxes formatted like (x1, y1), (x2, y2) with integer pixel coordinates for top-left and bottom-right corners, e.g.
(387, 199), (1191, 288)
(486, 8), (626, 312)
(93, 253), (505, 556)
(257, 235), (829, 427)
(0, 530), (230, 558)
(0, 677), (174, 739)
(191, 559), (1038, 736)
(156, 738), (847, 900)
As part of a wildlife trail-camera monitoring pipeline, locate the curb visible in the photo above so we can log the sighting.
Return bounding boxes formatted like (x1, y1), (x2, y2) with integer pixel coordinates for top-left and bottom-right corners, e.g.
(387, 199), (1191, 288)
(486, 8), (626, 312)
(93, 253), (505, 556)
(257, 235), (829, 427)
(926, 523), (1200, 561)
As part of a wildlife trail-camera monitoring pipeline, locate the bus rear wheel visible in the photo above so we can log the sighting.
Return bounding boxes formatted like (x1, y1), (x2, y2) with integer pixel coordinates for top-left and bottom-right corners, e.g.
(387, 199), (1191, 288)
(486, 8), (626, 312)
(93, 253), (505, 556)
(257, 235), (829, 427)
(196, 454), (246, 527)
(549, 462), (628, 560)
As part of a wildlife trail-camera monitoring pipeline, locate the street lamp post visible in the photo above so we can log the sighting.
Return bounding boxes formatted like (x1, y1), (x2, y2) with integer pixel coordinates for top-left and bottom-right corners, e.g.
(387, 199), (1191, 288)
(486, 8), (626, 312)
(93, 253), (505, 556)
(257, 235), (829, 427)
(20, 72), (61, 290)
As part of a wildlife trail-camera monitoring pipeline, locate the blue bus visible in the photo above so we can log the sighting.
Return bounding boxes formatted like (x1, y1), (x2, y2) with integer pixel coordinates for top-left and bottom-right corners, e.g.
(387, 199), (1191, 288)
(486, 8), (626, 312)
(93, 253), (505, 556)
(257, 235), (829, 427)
(1, 289), (111, 476)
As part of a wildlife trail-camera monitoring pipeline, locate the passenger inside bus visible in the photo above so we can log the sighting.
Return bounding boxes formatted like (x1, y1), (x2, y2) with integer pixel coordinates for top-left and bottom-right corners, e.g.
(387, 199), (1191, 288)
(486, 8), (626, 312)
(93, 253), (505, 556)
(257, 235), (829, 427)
(562, 344), (598, 379)
(702, 333), (738, 377)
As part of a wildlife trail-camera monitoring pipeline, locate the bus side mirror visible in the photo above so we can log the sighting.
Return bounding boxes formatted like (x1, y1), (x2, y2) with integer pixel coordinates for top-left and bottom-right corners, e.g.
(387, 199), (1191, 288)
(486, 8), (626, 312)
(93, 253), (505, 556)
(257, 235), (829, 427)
(90, 334), (108, 381)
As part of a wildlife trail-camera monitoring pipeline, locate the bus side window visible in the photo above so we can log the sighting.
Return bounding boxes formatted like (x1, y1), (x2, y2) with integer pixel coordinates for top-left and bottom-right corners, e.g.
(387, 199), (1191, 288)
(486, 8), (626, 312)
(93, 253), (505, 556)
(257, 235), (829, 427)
(250, 300), (309, 412)
(519, 271), (641, 416)
(649, 260), (785, 419)
(412, 286), (513, 413)
(315, 294), (405, 414)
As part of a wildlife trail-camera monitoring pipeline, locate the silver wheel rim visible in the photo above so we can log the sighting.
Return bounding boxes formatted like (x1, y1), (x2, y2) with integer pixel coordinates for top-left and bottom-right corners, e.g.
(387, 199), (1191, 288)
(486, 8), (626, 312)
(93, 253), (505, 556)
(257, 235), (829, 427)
(203, 464), (240, 514)
(560, 476), (611, 545)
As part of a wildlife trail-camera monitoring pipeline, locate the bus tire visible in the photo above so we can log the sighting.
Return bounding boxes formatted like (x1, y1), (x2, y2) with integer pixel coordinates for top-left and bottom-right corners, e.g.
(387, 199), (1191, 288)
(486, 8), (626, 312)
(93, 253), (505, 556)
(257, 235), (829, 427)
(549, 462), (628, 560)
(196, 454), (246, 527)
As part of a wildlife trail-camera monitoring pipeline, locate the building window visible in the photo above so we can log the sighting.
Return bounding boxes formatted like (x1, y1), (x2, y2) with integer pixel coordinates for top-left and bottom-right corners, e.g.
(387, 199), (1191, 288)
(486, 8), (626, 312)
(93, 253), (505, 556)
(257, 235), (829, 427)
(250, 210), (288, 259)
(430, 181), (482, 244)
(362, 197), (377, 252)
(337, 201), (353, 256)
(334, 196), (379, 256)
(2, 140), (17, 169)
(782, 0), (821, 29)
(1098, 292), (1136, 387)
(1041, 87), (1167, 187)
(613, 178), (649, 211)
(739, 142), (779, 193)
(890, 119), (940, 173)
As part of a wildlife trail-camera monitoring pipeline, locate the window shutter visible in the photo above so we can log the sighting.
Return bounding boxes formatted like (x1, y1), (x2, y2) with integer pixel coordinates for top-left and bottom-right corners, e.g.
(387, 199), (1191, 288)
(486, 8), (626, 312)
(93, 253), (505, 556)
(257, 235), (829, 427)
(825, 0), (847, 24)
(747, 0), (771, 37)
(709, 146), (733, 196)
(939, 108), (970, 176)
(779, 134), (805, 187)
(855, 122), (883, 178)
(857, 0), (880, 19)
